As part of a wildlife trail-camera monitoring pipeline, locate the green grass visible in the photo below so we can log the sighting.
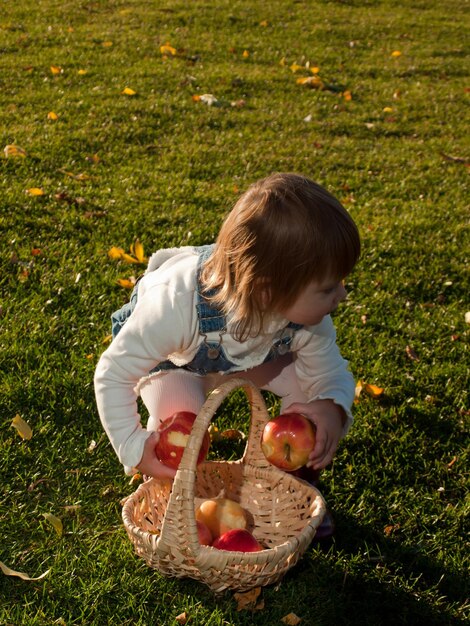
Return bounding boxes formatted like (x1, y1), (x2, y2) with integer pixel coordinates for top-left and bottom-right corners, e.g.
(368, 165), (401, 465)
(1, 0), (468, 624)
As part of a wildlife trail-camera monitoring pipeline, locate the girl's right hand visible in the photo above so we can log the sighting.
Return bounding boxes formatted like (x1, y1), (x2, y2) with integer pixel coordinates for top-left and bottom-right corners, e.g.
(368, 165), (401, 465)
(136, 431), (177, 480)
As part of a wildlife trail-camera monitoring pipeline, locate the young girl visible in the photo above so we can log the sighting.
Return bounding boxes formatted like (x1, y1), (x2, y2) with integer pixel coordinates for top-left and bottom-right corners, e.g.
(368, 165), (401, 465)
(94, 173), (360, 490)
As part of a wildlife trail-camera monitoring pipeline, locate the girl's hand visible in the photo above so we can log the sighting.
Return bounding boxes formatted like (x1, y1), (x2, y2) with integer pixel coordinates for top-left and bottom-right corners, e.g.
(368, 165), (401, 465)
(282, 399), (346, 470)
(136, 431), (177, 480)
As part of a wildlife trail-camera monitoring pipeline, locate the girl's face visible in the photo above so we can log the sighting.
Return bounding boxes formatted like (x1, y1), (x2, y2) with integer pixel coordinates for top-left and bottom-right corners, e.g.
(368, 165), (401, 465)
(281, 278), (347, 326)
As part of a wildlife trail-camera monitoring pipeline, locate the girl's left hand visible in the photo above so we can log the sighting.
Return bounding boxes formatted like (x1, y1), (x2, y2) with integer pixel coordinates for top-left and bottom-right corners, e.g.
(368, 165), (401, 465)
(282, 399), (346, 470)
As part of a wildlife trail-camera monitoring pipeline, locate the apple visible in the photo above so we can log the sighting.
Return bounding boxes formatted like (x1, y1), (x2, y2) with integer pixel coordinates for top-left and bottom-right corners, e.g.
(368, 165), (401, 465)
(260, 412), (316, 471)
(195, 498), (249, 539)
(155, 411), (210, 470)
(212, 529), (263, 552)
(196, 520), (213, 546)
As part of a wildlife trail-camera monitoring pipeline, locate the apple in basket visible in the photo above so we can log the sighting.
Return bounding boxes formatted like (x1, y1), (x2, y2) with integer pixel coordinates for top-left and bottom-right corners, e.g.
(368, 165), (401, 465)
(155, 411), (210, 470)
(195, 498), (250, 539)
(212, 528), (263, 552)
(197, 520), (213, 546)
(260, 412), (316, 471)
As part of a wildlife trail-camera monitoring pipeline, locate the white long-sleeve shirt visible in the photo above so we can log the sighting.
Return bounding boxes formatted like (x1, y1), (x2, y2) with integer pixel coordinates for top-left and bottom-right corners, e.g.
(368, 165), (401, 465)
(94, 247), (355, 470)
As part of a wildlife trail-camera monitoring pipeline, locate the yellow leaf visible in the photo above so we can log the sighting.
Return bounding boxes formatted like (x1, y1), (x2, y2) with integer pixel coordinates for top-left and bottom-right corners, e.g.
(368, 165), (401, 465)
(259, 20), (269, 27)
(117, 277), (136, 289)
(281, 614), (302, 626)
(343, 90), (352, 101)
(290, 63), (303, 73)
(132, 239), (145, 263)
(0, 561), (50, 581)
(102, 334), (112, 344)
(50, 65), (62, 75)
(160, 43), (177, 56)
(121, 253), (141, 264)
(78, 69), (88, 75)
(122, 87), (136, 96)
(311, 66), (320, 74)
(391, 50), (402, 57)
(297, 76), (324, 89)
(42, 513), (63, 536)
(279, 57), (287, 66)
(11, 414), (33, 440)
(4, 144), (27, 158)
(363, 382), (384, 397)
(26, 187), (45, 196)
(383, 106), (394, 113)
(354, 380), (363, 402)
(242, 50), (250, 58)
(47, 111), (59, 120)
(108, 246), (125, 260)
(102, 41), (113, 47)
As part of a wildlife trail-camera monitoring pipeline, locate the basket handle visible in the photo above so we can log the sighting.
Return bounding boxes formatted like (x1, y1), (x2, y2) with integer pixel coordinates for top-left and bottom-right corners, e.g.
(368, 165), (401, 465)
(158, 378), (272, 556)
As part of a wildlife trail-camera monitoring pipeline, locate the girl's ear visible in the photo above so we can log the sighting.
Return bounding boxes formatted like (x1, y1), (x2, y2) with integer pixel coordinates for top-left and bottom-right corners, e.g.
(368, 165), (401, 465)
(254, 277), (271, 309)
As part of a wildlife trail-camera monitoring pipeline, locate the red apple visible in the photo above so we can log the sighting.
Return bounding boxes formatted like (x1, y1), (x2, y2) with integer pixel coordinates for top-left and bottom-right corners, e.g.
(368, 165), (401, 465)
(260, 412), (316, 471)
(212, 528), (263, 552)
(155, 411), (210, 470)
(196, 520), (213, 546)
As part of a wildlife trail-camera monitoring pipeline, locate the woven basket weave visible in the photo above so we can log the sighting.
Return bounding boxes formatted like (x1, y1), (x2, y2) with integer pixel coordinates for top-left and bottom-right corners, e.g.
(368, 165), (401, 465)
(122, 378), (326, 593)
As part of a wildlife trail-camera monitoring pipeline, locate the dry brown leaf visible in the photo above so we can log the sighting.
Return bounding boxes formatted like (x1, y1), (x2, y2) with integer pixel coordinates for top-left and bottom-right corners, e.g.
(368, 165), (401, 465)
(405, 345), (420, 361)
(234, 586), (263, 611)
(11, 414), (33, 440)
(281, 613), (302, 625)
(175, 612), (188, 624)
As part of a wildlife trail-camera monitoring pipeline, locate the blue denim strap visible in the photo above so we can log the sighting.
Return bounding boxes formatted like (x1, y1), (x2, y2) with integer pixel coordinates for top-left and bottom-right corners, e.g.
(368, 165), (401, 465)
(194, 244), (226, 334)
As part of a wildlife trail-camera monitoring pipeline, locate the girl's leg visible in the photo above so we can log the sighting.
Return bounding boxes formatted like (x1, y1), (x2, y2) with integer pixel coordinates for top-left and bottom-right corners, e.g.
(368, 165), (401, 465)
(138, 370), (207, 432)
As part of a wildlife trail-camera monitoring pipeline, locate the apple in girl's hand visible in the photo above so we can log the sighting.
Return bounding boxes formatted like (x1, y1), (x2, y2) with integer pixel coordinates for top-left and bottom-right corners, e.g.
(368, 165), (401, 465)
(197, 520), (213, 546)
(212, 529), (263, 552)
(155, 411), (210, 470)
(195, 498), (249, 538)
(261, 412), (316, 471)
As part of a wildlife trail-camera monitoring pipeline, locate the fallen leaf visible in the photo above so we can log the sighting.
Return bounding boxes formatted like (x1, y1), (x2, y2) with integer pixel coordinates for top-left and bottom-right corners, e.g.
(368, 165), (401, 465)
(296, 76), (325, 89)
(108, 246), (125, 260)
(102, 41), (113, 47)
(42, 513), (63, 536)
(220, 429), (246, 441)
(47, 111), (59, 120)
(447, 456), (457, 469)
(0, 561), (50, 581)
(290, 63), (303, 73)
(391, 50), (402, 57)
(383, 106), (394, 113)
(31, 248), (41, 256)
(117, 277), (136, 289)
(405, 345), (420, 361)
(342, 90), (352, 101)
(129, 473), (142, 485)
(441, 153), (470, 166)
(234, 587), (263, 611)
(122, 87), (136, 96)
(87, 440), (97, 452)
(311, 66), (320, 74)
(50, 65), (62, 75)
(130, 239), (145, 263)
(26, 188), (45, 196)
(242, 50), (250, 58)
(281, 613), (302, 625)
(160, 43), (177, 56)
(175, 612), (188, 624)
(11, 414), (33, 440)
(4, 144), (27, 158)
(465, 311), (470, 324)
(383, 523), (400, 537)
(78, 69), (88, 75)
(363, 383), (384, 398)
(102, 334), (112, 344)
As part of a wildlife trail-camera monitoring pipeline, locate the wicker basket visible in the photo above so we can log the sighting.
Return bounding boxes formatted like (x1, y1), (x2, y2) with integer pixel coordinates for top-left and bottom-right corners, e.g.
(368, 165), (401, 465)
(122, 378), (326, 593)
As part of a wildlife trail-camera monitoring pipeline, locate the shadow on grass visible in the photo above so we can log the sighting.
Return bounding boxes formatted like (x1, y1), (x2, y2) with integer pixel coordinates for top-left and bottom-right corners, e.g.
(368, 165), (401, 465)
(290, 511), (468, 626)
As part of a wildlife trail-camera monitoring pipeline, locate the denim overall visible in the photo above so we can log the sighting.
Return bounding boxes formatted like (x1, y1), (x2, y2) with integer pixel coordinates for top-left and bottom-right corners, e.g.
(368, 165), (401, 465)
(111, 245), (303, 376)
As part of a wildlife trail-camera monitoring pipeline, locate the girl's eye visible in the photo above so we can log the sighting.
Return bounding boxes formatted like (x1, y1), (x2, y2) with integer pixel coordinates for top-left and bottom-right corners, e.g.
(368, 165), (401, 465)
(323, 286), (336, 295)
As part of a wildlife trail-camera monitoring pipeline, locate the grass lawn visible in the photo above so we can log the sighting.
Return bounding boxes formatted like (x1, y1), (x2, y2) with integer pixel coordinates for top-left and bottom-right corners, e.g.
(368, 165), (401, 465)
(1, 0), (468, 624)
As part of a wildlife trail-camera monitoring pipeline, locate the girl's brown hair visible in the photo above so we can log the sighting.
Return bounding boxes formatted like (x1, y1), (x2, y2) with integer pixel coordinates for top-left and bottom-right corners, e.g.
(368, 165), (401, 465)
(201, 172), (360, 340)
